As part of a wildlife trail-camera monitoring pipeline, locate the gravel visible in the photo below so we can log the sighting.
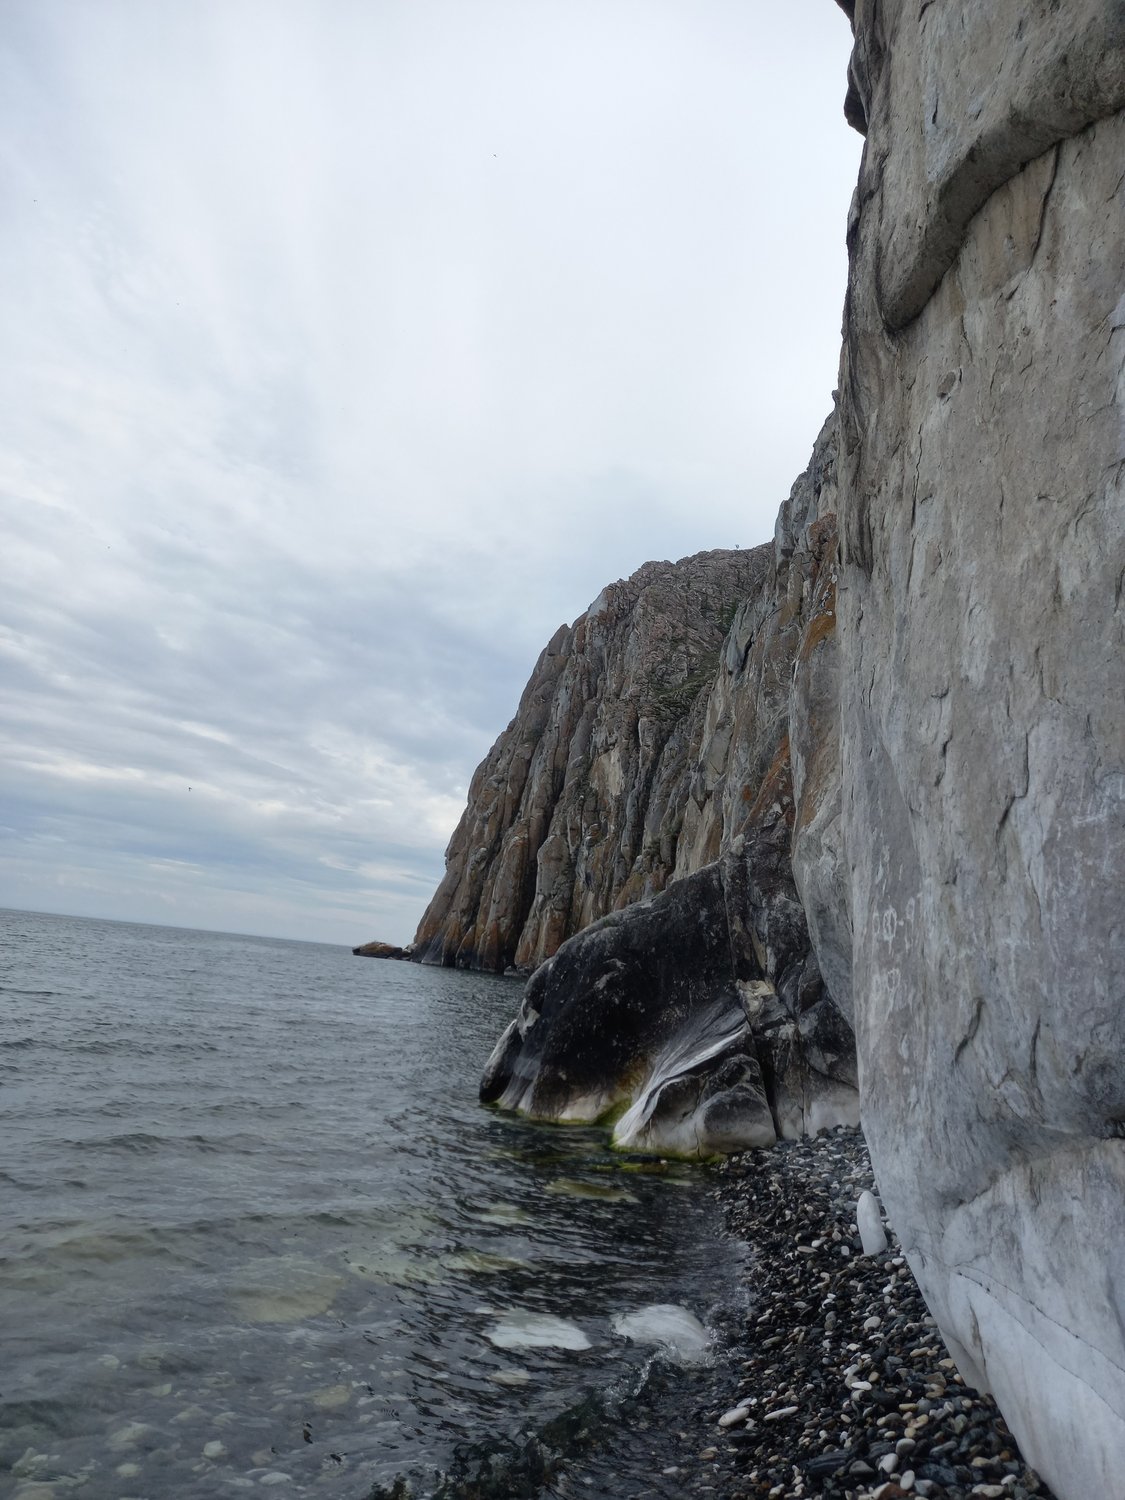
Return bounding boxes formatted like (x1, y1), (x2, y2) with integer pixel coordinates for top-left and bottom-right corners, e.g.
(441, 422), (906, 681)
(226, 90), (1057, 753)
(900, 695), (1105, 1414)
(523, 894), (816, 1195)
(689, 1128), (1058, 1500)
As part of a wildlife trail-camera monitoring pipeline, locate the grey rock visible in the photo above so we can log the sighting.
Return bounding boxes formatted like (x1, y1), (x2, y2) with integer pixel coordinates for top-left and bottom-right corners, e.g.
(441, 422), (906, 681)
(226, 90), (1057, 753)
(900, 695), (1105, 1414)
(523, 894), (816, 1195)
(836, 2), (1125, 1494)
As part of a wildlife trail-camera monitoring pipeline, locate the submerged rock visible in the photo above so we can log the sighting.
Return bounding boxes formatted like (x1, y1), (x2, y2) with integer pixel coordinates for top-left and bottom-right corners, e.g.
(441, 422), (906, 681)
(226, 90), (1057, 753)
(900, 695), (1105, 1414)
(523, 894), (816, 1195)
(486, 1312), (592, 1352)
(610, 1303), (710, 1364)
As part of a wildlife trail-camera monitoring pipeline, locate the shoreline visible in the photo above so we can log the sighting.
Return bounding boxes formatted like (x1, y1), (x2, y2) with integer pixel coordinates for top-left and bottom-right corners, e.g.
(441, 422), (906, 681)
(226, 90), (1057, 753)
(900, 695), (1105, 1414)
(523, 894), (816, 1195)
(678, 1128), (1055, 1500)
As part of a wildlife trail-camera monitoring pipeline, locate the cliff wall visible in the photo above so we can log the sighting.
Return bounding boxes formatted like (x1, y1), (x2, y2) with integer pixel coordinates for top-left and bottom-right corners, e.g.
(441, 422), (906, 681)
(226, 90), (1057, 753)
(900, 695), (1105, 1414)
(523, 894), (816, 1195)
(412, 547), (768, 972)
(408, 4), (1124, 1492)
(834, 3), (1125, 1492)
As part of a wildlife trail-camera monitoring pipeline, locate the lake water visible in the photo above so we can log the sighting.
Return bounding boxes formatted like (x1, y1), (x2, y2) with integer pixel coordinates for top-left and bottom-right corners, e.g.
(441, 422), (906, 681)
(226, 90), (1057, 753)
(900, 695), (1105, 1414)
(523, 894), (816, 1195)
(0, 909), (747, 1499)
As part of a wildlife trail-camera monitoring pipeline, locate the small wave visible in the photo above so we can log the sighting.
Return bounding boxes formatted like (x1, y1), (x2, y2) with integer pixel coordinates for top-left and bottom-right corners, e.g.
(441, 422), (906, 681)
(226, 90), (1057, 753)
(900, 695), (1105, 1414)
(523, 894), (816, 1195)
(0, 988), (55, 999)
(0, 1036), (38, 1050)
(70, 1131), (166, 1154)
(67, 1129), (267, 1156)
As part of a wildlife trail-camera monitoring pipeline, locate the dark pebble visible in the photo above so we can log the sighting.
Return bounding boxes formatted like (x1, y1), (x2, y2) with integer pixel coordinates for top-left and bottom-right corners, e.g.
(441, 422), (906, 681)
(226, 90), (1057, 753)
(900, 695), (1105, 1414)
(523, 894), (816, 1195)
(698, 1128), (1059, 1500)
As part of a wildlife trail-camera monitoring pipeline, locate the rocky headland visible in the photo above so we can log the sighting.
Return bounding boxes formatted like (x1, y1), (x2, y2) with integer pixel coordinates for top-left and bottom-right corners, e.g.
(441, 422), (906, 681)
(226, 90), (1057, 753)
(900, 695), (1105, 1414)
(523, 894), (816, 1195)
(412, 544), (768, 973)
(408, 4), (1124, 1497)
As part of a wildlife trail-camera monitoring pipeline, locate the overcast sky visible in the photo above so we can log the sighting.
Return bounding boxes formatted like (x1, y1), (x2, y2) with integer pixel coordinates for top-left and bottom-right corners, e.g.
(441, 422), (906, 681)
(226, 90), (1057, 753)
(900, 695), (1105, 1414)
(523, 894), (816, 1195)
(0, 0), (861, 947)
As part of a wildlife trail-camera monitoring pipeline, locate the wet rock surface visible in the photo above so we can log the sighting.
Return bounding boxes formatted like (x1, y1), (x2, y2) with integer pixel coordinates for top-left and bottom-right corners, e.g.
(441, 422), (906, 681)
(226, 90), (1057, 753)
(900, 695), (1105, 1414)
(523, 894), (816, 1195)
(479, 838), (857, 1157)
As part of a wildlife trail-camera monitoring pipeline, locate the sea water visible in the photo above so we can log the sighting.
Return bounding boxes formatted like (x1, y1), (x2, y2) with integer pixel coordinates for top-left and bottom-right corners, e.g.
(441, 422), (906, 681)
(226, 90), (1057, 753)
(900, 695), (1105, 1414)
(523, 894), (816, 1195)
(0, 909), (747, 1499)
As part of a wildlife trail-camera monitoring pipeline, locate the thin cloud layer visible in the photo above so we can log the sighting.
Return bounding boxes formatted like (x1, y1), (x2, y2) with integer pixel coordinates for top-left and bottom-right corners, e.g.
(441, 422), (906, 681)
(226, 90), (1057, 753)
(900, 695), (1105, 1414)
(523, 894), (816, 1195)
(0, 0), (861, 943)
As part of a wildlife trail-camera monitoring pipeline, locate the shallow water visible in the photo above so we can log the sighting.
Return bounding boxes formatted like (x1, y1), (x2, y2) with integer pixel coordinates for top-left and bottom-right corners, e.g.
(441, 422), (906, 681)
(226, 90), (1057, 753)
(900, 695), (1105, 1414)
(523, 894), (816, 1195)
(0, 909), (745, 1499)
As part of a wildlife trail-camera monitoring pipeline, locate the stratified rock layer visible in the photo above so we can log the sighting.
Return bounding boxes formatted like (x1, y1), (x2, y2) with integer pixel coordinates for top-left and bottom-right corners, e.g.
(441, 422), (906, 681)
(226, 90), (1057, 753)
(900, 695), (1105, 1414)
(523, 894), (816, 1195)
(413, 548), (768, 972)
(835, 4), (1125, 1494)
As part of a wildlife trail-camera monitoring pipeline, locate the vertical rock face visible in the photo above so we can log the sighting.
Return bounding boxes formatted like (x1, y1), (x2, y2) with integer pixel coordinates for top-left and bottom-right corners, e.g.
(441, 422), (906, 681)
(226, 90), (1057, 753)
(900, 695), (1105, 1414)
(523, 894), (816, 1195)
(412, 548), (769, 972)
(835, 4), (1125, 1494)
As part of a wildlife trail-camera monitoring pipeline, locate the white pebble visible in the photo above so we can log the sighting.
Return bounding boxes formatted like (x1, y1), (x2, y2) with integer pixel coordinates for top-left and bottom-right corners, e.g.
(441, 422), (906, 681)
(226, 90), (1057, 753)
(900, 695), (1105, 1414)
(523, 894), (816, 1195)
(857, 1191), (888, 1256)
(863, 1315), (882, 1331)
(718, 1406), (748, 1428)
(878, 1451), (899, 1473)
(763, 1404), (798, 1421)
(203, 1441), (226, 1460)
(900, 1470), (915, 1491)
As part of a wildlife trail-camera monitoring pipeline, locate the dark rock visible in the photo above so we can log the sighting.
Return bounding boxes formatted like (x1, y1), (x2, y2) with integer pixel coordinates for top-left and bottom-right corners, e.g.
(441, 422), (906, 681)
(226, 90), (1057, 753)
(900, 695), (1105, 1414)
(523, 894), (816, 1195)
(804, 1448), (851, 1477)
(479, 840), (856, 1156)
(352, 940), (407, 959)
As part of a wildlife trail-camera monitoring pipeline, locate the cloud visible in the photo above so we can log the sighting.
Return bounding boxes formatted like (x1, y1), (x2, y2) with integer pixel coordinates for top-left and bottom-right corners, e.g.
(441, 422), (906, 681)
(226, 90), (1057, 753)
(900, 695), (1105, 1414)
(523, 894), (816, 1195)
(0, 0), (861, 943)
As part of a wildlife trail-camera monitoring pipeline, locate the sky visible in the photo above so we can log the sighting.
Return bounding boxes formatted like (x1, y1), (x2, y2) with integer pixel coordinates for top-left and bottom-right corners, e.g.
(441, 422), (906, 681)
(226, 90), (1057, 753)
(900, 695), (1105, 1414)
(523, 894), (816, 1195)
(0, 0), (862, 947)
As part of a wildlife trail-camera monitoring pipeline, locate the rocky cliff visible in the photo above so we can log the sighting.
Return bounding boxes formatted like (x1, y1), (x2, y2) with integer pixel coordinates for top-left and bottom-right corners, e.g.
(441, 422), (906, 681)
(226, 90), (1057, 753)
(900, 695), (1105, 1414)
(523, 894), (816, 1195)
(833, 3), (1125, 1493)
(413, 547), (768, 972)
(474, 416), (860, 1156)
(410, 4), (1125, 1493)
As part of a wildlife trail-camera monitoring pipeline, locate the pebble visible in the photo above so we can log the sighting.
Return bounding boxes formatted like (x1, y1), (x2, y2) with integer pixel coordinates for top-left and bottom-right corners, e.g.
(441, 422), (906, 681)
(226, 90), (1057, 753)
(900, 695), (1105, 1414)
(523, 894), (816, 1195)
(857, 1190), (889, 1256)
(699, 1128), (1057, 1500)
(203, 1441), (227, 1460)
(763, 1405), (799, 1422)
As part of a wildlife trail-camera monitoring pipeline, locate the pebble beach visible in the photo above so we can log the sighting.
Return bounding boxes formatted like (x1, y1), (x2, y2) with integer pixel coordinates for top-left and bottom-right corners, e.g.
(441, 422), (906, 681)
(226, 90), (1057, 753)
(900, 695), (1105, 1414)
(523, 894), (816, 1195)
(686, 1129), (1056, 1500)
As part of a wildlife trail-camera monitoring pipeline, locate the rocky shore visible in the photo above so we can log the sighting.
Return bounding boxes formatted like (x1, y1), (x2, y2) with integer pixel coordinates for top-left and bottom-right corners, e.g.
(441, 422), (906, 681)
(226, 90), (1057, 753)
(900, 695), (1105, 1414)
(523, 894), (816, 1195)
(690, 1130), (1056, 1500)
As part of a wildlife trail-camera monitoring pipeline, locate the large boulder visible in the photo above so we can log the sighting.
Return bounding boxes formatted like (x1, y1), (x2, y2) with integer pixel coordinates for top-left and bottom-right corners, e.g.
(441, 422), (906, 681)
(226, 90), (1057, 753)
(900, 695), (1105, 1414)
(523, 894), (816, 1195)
(835, 3), (1125, 1493)
(480, 824), (857, 1159)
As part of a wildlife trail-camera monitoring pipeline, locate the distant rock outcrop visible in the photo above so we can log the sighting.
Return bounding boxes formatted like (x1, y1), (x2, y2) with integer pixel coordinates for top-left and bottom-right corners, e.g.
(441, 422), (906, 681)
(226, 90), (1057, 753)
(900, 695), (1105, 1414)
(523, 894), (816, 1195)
(351, 940), (407, 960)
(412, 547), (768, 972)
